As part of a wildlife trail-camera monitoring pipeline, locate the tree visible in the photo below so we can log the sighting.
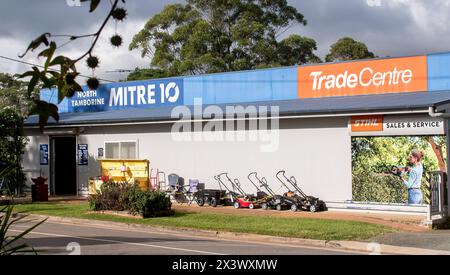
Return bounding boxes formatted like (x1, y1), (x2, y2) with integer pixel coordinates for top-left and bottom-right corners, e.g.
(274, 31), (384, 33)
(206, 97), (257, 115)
(0, 73), (34, 117)
(0, 108), (28, 196)
(18, 0), (128, 131)
(424, 136), (447, 173)
(325, 37), (375, 62)
(127, 68), (169, 82)
(129, 0), (320, 77)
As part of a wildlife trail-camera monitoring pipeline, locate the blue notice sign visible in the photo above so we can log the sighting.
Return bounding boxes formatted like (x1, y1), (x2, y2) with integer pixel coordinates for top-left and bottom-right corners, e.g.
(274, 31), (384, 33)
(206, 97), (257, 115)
(40, 145), (49, 165)
(78, 144), (88, 166)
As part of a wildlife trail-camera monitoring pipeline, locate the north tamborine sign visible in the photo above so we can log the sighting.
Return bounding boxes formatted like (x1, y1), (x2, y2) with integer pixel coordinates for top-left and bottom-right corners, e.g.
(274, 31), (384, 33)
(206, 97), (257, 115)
(68, 79), (183, 112)
(349, 115), (445, 136)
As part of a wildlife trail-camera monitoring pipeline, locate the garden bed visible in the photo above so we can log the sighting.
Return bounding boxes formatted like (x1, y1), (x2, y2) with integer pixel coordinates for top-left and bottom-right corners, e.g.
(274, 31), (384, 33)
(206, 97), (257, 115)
(88, 181), (173, 218)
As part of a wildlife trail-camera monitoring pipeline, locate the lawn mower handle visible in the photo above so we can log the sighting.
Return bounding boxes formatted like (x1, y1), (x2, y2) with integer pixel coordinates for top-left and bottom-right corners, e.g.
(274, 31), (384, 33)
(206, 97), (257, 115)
(261, 177), (268, 186)
(248, 172), (258, 179)
(276, 171), (286, 178)
(217, 172), (229, 178)
(276, 170), (291, 189)
(248, 172), (262, 191)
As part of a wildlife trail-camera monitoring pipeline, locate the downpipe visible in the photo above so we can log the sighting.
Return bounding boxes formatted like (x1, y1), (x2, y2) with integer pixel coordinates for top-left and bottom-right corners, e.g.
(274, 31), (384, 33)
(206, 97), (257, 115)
(428, 106), (448, 118)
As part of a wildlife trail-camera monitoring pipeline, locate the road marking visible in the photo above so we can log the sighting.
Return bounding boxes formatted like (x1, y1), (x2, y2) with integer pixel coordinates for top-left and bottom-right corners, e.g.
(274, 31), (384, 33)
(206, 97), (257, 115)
(9, 229), (226, 255)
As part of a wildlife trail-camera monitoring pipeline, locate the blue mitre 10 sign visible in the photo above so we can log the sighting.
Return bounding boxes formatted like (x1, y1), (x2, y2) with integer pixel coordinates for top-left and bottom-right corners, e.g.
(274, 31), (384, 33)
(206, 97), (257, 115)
(68, 78), (184, 112)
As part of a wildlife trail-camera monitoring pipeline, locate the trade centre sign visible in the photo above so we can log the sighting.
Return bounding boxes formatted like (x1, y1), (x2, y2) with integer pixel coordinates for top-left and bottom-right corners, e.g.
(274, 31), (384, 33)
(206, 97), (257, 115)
(298, 56), (428, 99)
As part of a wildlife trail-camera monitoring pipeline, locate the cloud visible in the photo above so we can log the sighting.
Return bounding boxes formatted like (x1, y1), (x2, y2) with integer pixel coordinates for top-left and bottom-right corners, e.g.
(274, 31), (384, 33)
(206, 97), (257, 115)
(0, 0), (173, 82)
(289, 0), (450, 58)
(1, 0), (450, 82)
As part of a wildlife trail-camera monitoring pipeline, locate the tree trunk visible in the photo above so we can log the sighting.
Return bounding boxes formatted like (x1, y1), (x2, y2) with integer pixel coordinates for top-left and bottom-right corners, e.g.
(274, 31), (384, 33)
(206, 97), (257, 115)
(427, 137), (447, 172)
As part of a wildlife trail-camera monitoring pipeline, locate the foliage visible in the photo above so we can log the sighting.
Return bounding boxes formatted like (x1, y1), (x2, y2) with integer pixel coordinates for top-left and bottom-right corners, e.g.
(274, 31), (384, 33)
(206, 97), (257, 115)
(353, 171), (431, 204)
(0, 73), (34, 117)
(129, 0), (321, 77)
(0, 109), (28, 196)
(88, 181), (128, 211)
(353, 172), (407, 203)
(118, 183), (142, 214)
(0, 205), (46, 255)
(352, 137), (442, 173)
(18, 0), (127, 132)
(127, 68), (170, 81)
(135, 191), (172, 218)
(325, 37), (375, 62)
(89, 182), (172, 218)
(352, 137), (445, 204)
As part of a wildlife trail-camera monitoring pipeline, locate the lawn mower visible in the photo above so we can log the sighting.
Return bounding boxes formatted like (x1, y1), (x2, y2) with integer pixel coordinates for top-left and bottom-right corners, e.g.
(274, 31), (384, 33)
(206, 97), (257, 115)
(215, 173), (260, 209)
(247, 172), (272, 200)
(196, 173), (242, 207)
(248, 172), (298, 211)
(276, 171), (327, 212)
(228, 176), (261, 209)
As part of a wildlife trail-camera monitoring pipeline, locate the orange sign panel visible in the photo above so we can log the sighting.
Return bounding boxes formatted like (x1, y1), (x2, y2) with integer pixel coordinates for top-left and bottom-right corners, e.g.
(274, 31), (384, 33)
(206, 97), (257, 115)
(351, 116), (384, 132)
(298, 56), (428, 99)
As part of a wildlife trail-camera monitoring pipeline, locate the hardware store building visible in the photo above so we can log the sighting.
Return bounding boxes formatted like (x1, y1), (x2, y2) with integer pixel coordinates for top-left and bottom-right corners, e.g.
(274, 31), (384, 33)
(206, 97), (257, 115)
(23, 52), (450, 219)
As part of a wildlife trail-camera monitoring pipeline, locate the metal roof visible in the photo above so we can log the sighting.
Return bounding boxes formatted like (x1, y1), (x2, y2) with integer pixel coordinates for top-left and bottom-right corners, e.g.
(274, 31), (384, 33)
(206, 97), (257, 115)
(25, 91), (450, 127)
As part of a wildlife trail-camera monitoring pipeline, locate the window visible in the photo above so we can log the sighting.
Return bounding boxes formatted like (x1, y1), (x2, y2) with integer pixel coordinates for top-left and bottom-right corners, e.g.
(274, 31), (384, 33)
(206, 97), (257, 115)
(105, 142), (120, 159)
(104, 141), (138, 159)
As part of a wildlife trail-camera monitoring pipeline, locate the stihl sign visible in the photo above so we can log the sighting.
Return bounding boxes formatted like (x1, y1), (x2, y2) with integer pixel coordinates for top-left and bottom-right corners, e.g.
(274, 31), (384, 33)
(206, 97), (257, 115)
(298, 56), (428, 99)
(350, 115), (444, 136)
(351, 116), (384, 132)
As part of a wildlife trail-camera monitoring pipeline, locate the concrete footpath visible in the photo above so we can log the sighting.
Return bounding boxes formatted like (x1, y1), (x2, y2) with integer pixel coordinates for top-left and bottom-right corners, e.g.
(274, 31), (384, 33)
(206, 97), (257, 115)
(371, 231), (450, 252)
(25, 214), (450, 255)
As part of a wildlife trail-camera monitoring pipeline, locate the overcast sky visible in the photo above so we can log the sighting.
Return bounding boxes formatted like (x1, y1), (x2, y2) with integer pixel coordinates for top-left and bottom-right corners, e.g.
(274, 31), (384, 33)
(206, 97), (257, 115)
(1, 0), (450, 82)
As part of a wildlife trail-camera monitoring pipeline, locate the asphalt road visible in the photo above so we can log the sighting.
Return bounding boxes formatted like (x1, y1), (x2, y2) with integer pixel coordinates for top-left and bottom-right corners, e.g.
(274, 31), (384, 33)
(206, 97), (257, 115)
(9, 219), (362, 255)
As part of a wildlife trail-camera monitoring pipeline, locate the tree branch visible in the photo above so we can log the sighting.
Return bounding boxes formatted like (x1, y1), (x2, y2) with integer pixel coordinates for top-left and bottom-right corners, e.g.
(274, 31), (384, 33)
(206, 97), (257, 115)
(74, 0), (120, 63)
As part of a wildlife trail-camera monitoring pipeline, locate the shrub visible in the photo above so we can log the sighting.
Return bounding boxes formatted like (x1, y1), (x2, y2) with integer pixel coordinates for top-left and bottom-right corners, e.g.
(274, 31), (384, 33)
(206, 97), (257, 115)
(353, 171), (431, 204)
(135, 190), (172, 218)
(88, 181), (172, 218)
(119, 183), (142, 215)
(352, 172), (407, 203)
(88, 181), (128, 211)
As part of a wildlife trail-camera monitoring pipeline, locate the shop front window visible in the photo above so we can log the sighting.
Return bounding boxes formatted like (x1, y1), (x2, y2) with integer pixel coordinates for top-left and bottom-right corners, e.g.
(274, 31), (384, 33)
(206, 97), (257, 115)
(105, 141), (137, 159)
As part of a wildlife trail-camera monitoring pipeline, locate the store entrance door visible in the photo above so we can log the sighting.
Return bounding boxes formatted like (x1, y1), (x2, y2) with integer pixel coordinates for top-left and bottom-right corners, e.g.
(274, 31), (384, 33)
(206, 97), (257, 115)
(51, 137), (77, 196)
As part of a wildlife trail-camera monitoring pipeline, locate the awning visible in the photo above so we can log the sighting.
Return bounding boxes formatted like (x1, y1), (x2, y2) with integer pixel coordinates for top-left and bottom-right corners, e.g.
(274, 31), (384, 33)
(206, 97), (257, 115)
(25, 91), (450, 127)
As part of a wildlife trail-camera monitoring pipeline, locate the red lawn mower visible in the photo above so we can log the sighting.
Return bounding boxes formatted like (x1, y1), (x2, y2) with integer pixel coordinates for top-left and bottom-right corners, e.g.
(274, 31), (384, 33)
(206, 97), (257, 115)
(216, 173), (260, 209)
